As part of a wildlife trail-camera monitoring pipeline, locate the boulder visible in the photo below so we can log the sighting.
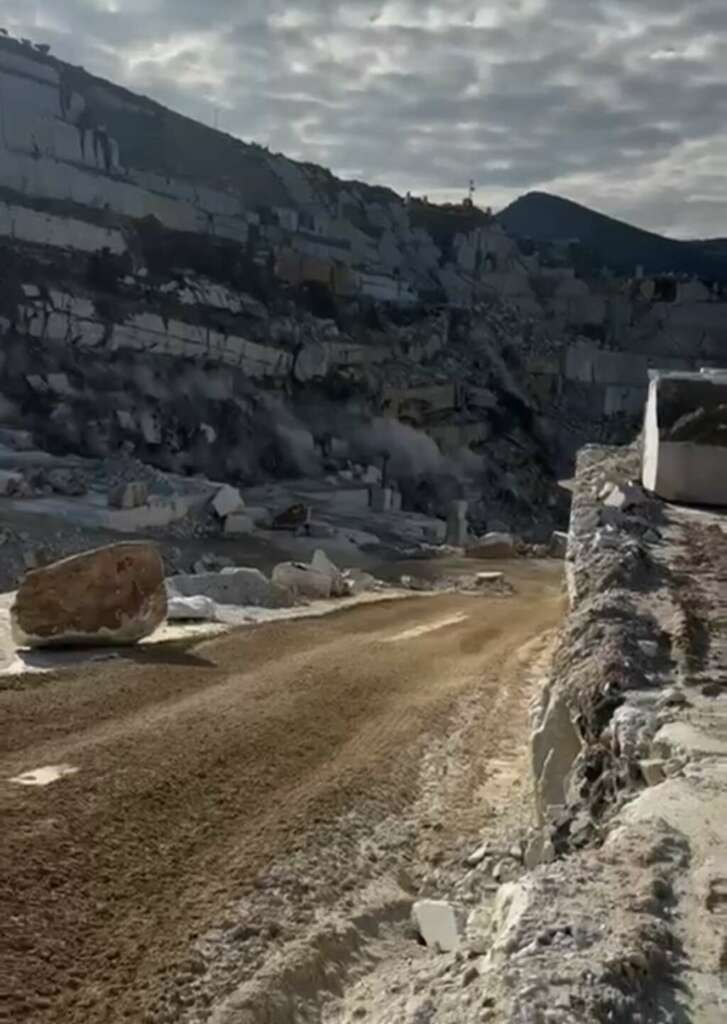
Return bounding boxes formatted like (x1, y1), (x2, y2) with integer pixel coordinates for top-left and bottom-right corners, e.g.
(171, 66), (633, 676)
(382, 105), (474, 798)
(166, 568), (293, 608)
(467, 532), (516, 559)
(212, 484), (244, 518)
(311, 549), (348, 597)
(272, 562), (333, 600)
(412, 900), (462, 953)
(108, 480), (148, 509)
(167, 595), (219, 621)
(11, 542), (167, 648)
(224, 513), (255, 535)
(343, 569), (379, 595)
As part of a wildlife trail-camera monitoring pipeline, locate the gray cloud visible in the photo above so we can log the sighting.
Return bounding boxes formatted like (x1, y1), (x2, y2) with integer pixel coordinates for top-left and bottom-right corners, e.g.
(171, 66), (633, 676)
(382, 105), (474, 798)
(4, 0), (727, 237)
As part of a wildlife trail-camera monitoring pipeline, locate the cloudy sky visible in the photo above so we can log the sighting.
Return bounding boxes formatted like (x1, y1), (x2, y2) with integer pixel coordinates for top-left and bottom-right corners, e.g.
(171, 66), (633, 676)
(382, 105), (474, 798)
(4, 1), (727, 238)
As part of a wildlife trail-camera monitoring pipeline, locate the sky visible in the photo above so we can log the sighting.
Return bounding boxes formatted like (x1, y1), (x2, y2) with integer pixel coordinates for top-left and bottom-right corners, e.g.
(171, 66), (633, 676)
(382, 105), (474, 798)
(4, 0), (727, 239)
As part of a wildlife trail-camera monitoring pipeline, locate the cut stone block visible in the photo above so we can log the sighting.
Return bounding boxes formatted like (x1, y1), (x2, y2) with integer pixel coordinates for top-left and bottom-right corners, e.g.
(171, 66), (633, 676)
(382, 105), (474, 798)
(369, 486), (393, 513)
(223, 513), (255, 535)
(642, 370), (727, 505)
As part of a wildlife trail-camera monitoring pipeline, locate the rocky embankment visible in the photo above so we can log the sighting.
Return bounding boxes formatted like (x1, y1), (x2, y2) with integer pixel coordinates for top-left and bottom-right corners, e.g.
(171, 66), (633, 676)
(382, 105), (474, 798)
(364, 444), (727, 1023)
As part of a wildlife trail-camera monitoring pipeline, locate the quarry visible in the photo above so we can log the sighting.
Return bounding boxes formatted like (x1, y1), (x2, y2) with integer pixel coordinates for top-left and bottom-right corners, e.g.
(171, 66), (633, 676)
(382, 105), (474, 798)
(1, 28), (727, 1024)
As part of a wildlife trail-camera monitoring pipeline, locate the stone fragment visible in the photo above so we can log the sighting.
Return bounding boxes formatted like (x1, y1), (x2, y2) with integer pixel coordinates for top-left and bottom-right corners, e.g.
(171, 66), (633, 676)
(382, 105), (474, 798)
(602, 482), (647, 510)
(0, 469), (23, 496)
(167, 595), (219, 621)
(370, 486), (393, 513)
(467, 904), (495, 955)
(531, 683), (582, 820)
(638, 640), (659, 658)
(224, 514), (255, 535)
(467, 533), (516, 559)
(47, 468), (87, 496)
(640, 759), (667, 786)
(412, 900), (462, 953)
(272, 562), (332, 600)
(523, 829), (555, 869)
(476, 572), (504, 585)
(167, 568), (292, 608)
(492, 858), (520, 883)
(293, 341), (329, 382)
(245, 506), (272, 527)
(465, 842), (489, 867)
(550, 531), (568, 559)
(108, 480), (148, 509)
(0, 427), (34, 450)
(272, 504), (310, 530)
(212, 484), (244, 518)
(361, 465), (382, 485)
(343, 569), (379, 595)
(11, 542), (166, 648)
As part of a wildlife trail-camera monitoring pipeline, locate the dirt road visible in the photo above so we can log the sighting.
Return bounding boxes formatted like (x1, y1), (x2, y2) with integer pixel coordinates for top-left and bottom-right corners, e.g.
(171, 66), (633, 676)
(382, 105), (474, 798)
(0, 563), (563, 1024)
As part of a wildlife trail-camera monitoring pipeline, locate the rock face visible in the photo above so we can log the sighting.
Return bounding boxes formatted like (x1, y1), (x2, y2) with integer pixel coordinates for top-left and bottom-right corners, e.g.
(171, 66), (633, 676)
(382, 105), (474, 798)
(11, 542), (167, 648)
(166, 568), (293, 608)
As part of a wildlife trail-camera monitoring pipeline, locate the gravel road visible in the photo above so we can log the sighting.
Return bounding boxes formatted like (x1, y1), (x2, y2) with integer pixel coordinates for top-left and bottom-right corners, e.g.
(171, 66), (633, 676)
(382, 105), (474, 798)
(0, 562), (564, 1023)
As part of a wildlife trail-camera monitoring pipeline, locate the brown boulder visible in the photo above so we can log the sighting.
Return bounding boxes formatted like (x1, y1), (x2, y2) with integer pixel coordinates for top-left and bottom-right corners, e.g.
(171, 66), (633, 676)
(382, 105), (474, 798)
(11, 542), (167, 648)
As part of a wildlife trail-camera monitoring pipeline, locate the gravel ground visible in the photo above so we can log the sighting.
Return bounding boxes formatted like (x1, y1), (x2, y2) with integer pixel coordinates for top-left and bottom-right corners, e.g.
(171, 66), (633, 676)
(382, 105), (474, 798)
(0, 564), (564, 1024)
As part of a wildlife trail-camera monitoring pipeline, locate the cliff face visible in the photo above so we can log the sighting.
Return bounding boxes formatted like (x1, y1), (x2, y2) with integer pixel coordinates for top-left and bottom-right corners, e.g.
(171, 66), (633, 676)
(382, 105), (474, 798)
(1, 32), (727, 534)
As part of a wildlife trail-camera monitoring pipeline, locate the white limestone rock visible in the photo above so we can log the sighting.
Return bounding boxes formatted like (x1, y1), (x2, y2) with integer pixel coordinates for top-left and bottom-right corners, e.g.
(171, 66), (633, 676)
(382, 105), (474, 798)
(167, 595), (219, 621)
(272, 562), (333, 601)
(212, 484), (244, 518)
(311, 549), (348, 597)
(412, 900), (462, 953)
(167, 568), (292, 608)
(550, 531), (569, 559)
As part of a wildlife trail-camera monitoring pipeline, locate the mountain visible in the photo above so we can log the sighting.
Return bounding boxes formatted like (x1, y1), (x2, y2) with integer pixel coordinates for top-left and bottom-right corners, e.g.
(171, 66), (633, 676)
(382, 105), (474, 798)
(497, 191), (727, 280)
